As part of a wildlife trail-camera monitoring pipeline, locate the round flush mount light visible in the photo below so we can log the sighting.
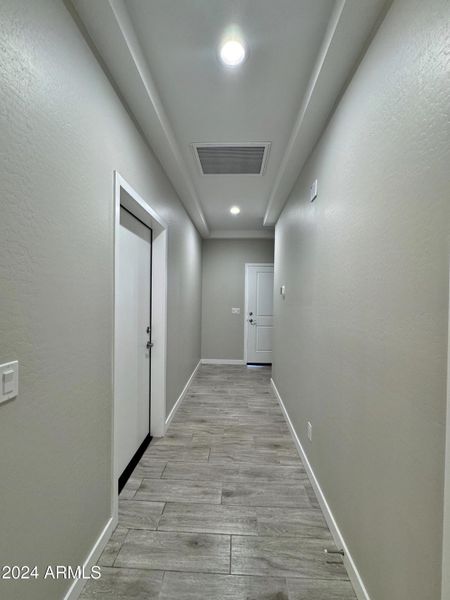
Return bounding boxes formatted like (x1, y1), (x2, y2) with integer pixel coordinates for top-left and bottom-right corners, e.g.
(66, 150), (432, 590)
(220, 39), (246, 67)
(230, 206), (241, 215)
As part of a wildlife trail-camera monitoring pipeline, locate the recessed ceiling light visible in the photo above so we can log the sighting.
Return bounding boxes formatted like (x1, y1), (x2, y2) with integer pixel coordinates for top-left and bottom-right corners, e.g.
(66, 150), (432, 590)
(220, 40), (246, 67)
(230, 206), (240, 215)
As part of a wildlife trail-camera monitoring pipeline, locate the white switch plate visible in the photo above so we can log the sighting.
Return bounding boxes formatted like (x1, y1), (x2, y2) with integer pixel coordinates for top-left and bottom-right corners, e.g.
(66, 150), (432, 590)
(280, 285), (286, 299)
(1, 361), (19, 404)
(310, 179), (318, 202)
(231, 307), (240, 314)
(307, 421), (312, 442)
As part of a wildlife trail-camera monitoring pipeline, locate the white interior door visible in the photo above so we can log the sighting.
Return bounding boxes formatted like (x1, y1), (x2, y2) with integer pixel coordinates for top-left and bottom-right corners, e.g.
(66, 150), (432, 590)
(246, 264), (274, 364)
(116, 207), (151, 478)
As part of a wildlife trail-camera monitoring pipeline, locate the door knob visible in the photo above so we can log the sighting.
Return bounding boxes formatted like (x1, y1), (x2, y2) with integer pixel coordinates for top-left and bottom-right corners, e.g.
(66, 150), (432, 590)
(249, 318), (257, 325)
(147, 341), (154, 349)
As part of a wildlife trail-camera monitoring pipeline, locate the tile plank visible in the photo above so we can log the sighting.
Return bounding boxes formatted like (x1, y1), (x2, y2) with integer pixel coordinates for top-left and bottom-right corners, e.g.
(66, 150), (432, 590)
(158, 502), (258, 535)
(231, 535), (348, 580)
(162, 461), (239, 482)
(134, 478), (222, 504)
(287, 578), (357, 599)
(234, 464), (308, 483)
(115, 530), (230, 573)
(256, 507), (332, 539)
(143, 445), (210, 462)
(118, 500), (165, 530)
(222, 482), (312, 508)
(79, 567), (163, 599)
(160, 572), (288, 600)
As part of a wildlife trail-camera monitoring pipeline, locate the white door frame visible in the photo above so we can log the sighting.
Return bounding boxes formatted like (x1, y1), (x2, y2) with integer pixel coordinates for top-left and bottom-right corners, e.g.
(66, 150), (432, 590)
(244, 263), (274, 364)
(112, 172), (167, 524)
(442, 266), (450, 600)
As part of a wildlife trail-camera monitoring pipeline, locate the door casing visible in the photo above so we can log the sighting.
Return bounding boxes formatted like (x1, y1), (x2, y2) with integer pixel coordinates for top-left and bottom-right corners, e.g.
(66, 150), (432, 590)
(113, 172), (167, 525)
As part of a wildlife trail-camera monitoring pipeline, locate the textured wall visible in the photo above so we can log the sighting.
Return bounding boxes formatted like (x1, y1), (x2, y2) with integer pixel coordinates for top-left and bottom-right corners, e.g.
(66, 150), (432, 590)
(272, 0), (450, 599)
(0, 1), (201, 598)
(444, 309), (450, 599)
(201, 239), (274, 360)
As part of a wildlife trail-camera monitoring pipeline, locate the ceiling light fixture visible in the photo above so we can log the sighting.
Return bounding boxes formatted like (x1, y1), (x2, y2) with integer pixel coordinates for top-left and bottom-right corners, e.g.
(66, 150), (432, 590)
(230, 206), (241, 215)
(220, 39), (246, 67)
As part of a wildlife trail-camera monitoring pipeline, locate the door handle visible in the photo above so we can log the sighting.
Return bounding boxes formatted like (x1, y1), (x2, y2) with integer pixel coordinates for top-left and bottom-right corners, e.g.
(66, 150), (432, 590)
(248, 318), (257, 325)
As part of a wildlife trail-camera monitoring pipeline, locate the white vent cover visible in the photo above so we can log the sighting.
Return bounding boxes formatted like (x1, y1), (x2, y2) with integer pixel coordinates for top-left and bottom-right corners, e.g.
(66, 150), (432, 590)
(192, 142), (271, 175)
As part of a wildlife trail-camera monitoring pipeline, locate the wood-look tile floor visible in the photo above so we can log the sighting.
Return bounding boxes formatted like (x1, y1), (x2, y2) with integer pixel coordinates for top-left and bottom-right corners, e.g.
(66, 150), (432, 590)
(80, 365), (356, 600)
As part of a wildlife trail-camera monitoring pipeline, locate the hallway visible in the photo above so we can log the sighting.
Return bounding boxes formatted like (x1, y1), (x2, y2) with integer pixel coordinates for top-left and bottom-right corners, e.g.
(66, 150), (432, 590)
(80, 365), (355, 599)
(1, 1), (449, 598)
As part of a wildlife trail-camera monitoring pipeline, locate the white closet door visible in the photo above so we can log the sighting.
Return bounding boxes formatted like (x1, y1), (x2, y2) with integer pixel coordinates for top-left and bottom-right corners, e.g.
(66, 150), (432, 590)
(116, 208), (151, 478)
(246, 264), (274, 364)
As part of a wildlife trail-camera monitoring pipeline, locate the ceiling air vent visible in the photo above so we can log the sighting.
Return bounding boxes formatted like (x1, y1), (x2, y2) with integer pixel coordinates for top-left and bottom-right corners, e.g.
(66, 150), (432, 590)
(192, 142), (271, 175)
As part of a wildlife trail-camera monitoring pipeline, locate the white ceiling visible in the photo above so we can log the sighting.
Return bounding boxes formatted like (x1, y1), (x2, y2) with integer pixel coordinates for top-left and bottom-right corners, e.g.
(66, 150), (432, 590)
(72, 0), (388, 238)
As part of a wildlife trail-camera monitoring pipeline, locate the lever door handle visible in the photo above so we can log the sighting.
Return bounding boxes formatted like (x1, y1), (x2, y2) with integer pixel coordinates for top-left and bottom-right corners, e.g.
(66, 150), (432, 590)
(248, 318), (257, 325)
(147, 341), (154, 349)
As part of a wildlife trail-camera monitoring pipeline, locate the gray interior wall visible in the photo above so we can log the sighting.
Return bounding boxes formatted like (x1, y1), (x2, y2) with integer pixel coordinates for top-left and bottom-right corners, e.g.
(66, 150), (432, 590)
(201, 239), (274, 360)
(444, 302), (450, 599)
(0, 1), (201, 599)
(272, 0), (450, 599)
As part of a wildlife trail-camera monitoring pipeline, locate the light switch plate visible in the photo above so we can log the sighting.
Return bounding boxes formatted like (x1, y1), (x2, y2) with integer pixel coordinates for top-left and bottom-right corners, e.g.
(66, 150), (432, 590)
(231, 307), (240, 314)
(1, 361), (18, 404)
(280, 285), (286, 299)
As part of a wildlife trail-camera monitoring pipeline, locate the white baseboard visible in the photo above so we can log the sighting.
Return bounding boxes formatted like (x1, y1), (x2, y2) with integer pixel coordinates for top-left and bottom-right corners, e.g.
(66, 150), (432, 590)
(165, 360), (201, 430)
(270, 378), (370, 600)
(63, 517), (115, 600)
(201, 358), (245, 365)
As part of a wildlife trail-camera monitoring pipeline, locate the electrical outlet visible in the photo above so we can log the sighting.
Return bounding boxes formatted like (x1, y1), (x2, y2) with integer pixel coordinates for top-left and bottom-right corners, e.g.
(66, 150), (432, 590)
(231, 307), (240, 314)
(307, 421), (312, 442)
